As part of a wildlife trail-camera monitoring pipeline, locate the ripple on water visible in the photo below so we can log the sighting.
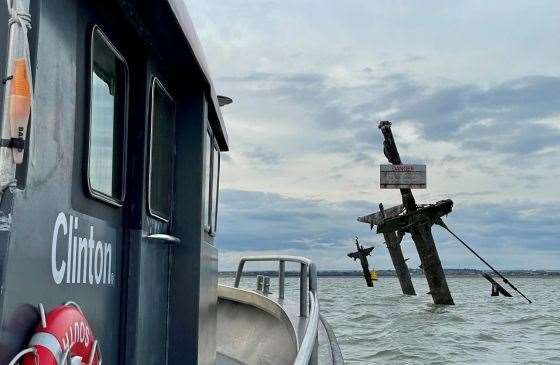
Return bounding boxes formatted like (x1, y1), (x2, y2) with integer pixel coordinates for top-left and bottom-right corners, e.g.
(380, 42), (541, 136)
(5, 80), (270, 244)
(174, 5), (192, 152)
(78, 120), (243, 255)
(475, 333), (499, 342)
(317, 277), (560, 364)
(219, 276), (560, 364)
(350, 312), (385, 322)
(503, 314), (560, 326)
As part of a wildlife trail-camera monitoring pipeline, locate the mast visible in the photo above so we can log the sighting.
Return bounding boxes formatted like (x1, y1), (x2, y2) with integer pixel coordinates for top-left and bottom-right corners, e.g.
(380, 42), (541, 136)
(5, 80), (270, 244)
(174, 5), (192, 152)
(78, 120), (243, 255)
(378, 121), (454, 305)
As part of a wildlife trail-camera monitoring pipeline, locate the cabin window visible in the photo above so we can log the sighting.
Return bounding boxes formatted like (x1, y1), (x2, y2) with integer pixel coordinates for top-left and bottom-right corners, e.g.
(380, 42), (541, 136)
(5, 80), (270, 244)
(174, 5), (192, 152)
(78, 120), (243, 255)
(203, 128), (221, 235)
(203, 130), (212, 231)
(148, 78), (175, 221)
(87, 27), (128, 204)
(210, 143), (220, 232)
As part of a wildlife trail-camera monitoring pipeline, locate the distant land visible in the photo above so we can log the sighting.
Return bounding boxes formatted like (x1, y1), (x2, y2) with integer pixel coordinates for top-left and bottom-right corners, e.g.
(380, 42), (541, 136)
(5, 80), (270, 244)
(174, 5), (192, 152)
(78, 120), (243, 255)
(219, 269), (560, 278)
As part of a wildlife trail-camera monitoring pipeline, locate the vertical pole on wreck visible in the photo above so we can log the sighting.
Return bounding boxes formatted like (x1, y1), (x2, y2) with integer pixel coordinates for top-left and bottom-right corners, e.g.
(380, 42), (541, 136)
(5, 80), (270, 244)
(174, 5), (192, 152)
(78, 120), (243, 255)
(379, 204), (416, 295)
(357, 245), (374, 288)
(379, 121), (454, 305)
(347, 238), (375, 287)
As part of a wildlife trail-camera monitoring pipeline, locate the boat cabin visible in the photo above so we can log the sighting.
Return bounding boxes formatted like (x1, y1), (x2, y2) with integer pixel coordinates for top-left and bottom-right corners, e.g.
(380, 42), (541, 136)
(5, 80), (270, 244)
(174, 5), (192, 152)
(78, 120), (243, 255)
(0, 0), (228, 363)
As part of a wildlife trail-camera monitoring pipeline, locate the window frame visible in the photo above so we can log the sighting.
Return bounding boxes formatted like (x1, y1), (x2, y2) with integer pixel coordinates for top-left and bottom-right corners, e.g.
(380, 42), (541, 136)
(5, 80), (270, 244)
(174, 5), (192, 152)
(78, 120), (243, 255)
(203, 127), (221, 236)
(147, 77), (176, 222)
(203, 128), (213, 233)
(210, 140), (220, 236)
(85, 25), (129, 207)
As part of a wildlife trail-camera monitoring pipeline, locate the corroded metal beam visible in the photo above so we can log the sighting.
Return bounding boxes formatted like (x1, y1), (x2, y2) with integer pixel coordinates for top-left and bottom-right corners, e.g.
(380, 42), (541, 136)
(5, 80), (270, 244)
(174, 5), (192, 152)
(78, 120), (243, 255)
(357, 203), (415, 295)
(357, 204), (403, 227)
(376, 200), (453, 234)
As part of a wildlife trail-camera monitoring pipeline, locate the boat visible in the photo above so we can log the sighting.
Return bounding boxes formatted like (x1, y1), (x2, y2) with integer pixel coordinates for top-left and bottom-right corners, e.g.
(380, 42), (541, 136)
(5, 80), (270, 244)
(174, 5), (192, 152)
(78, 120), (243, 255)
(219, 256), (343, 364)
(370, 270), (379, 281)
(0, 0), (342, 364)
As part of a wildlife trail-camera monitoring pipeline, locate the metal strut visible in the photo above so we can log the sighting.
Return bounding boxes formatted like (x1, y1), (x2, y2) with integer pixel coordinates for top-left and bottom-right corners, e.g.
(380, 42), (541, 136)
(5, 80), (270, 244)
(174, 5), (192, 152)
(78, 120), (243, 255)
(435, 218), (532, 304)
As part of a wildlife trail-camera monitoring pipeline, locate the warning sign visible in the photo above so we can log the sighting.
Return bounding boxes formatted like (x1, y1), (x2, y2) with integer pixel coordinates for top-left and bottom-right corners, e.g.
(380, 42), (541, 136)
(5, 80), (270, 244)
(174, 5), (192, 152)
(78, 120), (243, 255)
(380, 164), (426, 189)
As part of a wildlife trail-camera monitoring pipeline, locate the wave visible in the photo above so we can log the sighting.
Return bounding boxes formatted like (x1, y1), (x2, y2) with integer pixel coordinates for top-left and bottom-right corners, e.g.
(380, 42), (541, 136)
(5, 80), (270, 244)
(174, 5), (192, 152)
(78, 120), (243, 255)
(504, 315), (560, 326)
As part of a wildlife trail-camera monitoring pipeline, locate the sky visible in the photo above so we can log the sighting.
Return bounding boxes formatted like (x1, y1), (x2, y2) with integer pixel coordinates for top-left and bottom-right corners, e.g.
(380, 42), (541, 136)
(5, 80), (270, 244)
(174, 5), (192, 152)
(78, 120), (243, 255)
(187, 1), (560, 271)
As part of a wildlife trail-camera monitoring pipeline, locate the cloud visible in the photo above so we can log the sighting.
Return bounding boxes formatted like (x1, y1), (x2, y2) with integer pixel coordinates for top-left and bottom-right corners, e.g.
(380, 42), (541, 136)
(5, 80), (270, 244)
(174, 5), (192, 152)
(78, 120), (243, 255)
(217, 189), (560, 270)
(389, 76), (560, 155)
(222, 69), (560, 156)
(244, 146), (284, 167)
(189, 1), (560, 269)
(214, 67), (560, 212)
(216, 189), (374, 252)
(440, 201), (560, 252)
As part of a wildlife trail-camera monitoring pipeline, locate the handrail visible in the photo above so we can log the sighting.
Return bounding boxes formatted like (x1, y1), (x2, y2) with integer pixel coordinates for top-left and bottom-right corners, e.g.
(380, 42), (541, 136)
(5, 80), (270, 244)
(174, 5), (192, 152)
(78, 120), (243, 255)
(294, 291), (319, 365)
(234, 255), (319, 365)
(234, 255), (317, 318)
(235, 254), (313, 265)
(320, 314), (344, 365)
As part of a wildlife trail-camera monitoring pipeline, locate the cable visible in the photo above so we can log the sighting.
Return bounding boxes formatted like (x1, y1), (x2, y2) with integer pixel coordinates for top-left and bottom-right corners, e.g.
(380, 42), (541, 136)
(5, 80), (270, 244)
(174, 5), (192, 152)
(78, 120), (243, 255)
(435, 218), (532, 304)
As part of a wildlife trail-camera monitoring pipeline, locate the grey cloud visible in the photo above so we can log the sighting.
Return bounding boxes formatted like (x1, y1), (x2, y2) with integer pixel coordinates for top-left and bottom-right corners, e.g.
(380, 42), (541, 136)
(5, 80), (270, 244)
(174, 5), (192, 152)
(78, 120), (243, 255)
(244, 146), (284, 167)
(218, 72), (278, 83)
(217, 189), (560, 268)
(440, 201), (560, 253)
(220, 69), (560, 159)
(216, 189), (374, 251)
(389, 76), (560, 154)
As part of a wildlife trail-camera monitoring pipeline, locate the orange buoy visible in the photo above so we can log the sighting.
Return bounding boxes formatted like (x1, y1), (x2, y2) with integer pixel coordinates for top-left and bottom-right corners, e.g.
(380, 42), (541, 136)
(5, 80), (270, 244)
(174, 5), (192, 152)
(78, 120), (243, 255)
(10, 58), (31, 96)
(8, 57), (32, 164)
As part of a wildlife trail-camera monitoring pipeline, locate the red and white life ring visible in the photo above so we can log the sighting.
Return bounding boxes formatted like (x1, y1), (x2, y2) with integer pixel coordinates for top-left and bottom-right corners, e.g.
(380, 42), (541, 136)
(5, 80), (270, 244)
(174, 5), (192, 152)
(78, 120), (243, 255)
(9, 302), (101, 365)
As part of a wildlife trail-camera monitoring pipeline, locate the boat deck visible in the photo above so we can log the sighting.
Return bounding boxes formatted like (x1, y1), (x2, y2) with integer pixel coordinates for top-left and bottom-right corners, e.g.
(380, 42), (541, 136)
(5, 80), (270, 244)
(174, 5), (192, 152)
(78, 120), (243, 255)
(218, 256), (343, 364)
(217, 284), (342, 365)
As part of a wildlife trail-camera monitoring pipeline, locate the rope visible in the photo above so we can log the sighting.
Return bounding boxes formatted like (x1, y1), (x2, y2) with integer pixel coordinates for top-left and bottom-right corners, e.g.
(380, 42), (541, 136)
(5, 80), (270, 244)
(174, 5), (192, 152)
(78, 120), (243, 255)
(0, 178), (16, 192)
(7, 0), (32, 29)
(7, 347), (38, 365)
(7, 0), (33, 103)
(435, 218), (532, 303)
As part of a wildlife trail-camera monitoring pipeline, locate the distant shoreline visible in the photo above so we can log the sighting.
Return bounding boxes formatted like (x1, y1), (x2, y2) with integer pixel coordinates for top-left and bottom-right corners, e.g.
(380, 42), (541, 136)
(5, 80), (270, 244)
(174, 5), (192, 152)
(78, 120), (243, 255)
(219, 269), (560, 278)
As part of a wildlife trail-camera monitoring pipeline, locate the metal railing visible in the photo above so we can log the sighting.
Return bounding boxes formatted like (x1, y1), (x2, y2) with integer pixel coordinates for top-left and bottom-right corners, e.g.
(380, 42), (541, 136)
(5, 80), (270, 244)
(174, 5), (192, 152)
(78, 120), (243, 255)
(320, 314), (344, 365)
(294, 291), (319, 365)
(234, 255), (319, 365)
(234, 255), (317, 317)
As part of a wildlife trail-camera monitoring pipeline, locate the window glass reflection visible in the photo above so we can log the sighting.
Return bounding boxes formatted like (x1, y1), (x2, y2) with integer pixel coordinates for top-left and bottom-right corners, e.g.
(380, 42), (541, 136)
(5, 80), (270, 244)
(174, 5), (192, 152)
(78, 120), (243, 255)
(203, 131), (212, 229)
(211, 144), (220, 232)
(88, 29), (127, 202)
(149, 80), (175, 220)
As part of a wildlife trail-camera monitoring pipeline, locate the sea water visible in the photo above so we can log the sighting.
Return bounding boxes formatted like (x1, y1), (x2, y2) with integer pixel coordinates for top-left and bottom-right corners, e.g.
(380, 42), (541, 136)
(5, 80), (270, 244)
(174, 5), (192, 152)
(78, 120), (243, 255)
(223, 276), (560, 364)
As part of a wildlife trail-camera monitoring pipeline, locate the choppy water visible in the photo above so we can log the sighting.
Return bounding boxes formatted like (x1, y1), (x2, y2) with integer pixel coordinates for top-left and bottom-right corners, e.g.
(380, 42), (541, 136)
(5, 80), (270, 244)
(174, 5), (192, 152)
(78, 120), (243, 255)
(223, 276), (560, 365)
